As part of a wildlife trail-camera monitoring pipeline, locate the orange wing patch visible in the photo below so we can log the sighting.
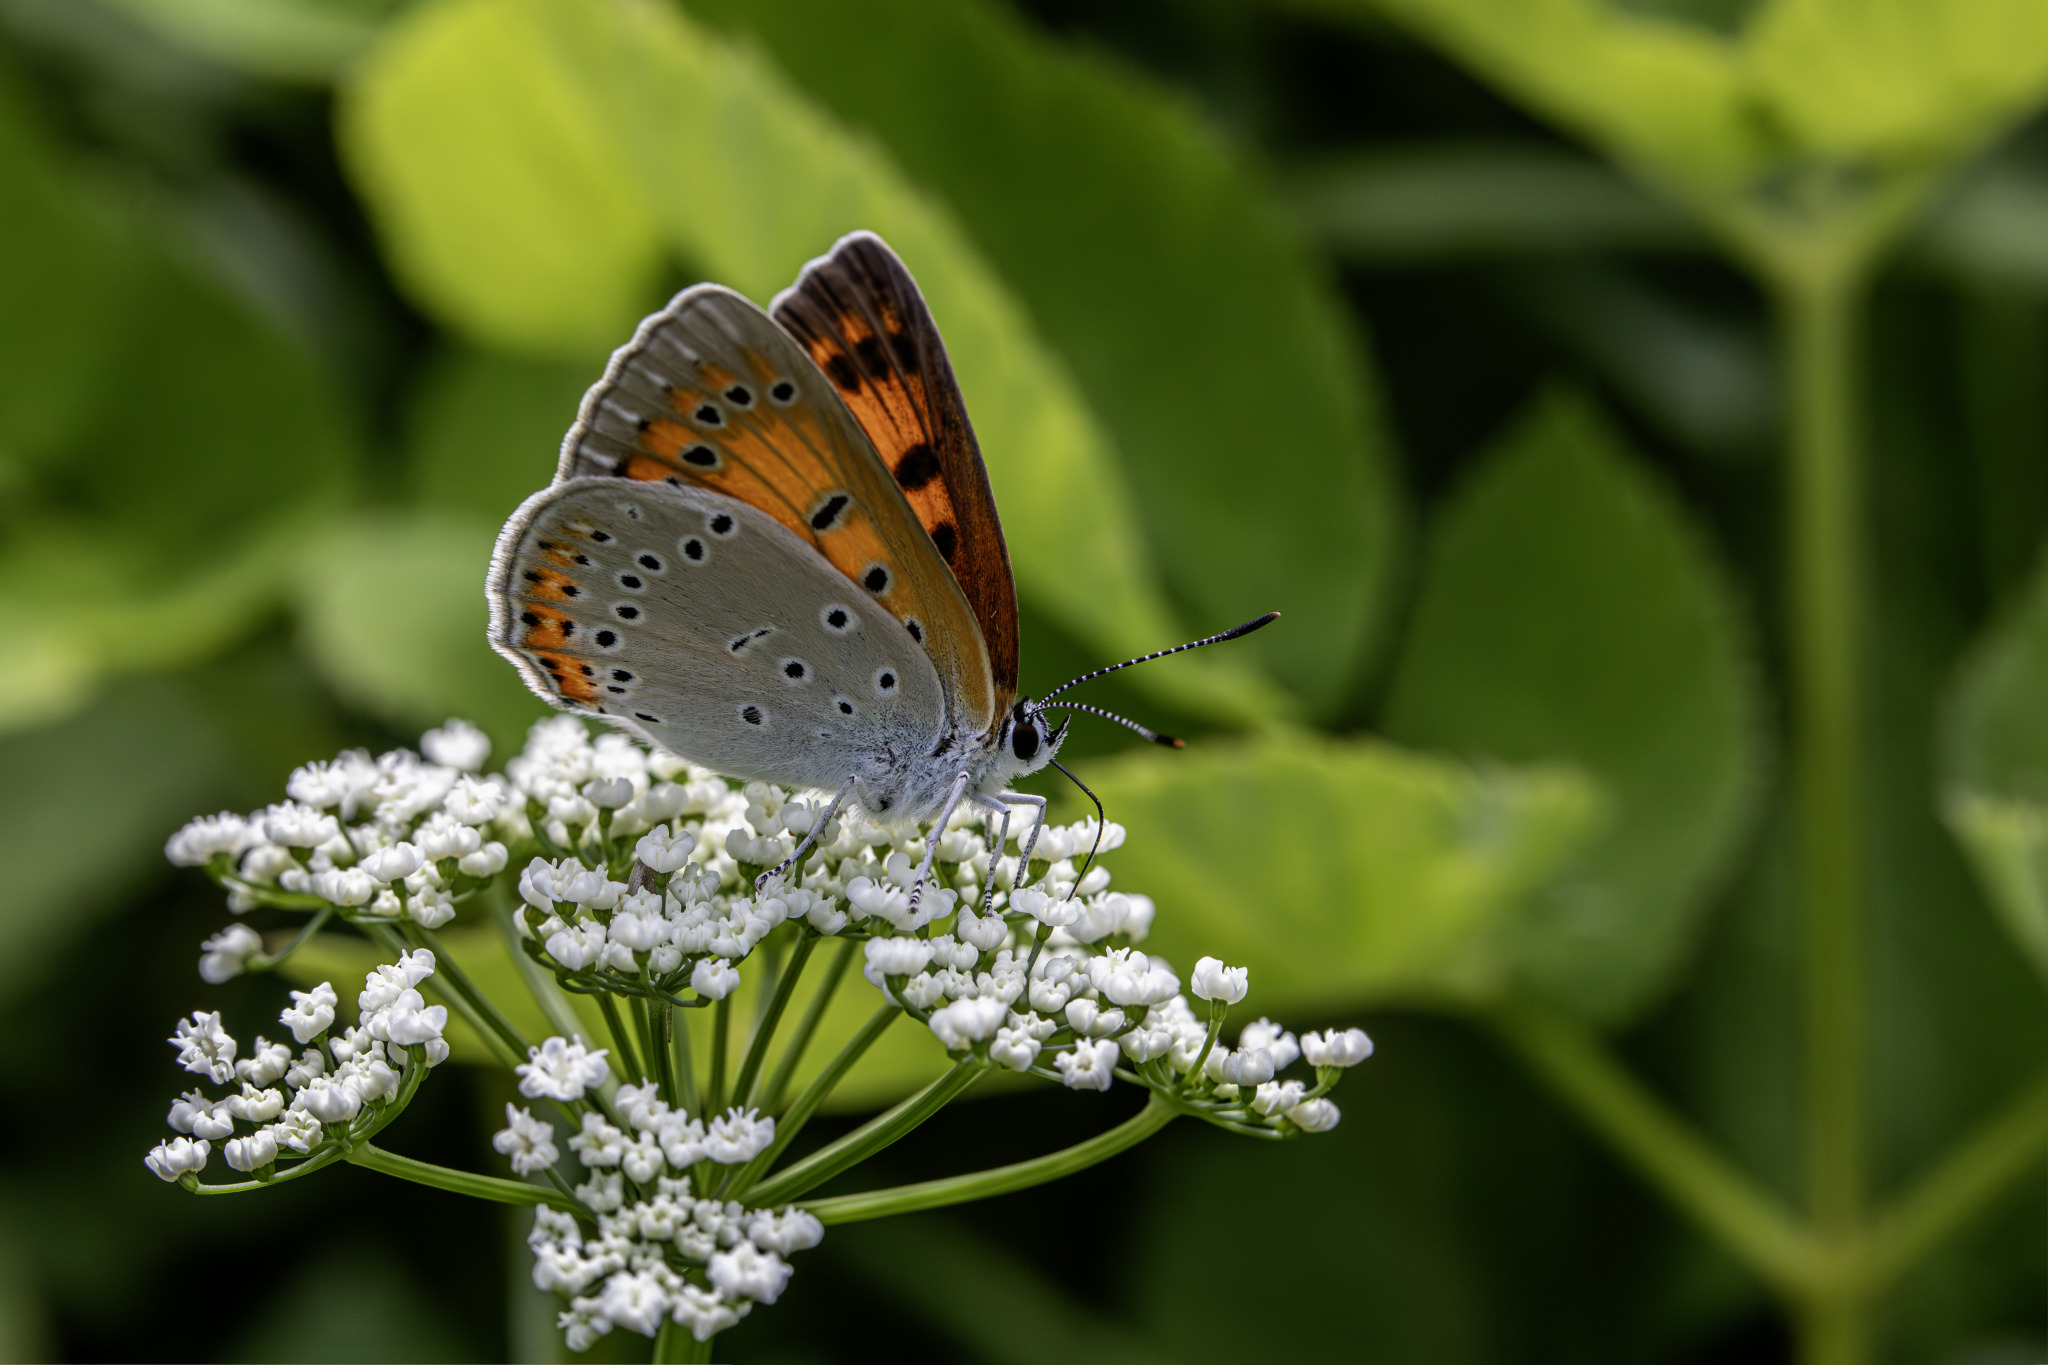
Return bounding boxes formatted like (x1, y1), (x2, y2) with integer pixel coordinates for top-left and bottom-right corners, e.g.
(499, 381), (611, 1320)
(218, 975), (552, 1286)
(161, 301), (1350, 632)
(771, 233), (1019, 707)
(553, 283), (996, 735)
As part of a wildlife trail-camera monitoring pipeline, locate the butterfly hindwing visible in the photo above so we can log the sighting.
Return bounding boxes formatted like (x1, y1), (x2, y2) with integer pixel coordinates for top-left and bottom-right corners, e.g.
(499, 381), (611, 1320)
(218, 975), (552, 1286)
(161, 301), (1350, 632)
(557, 282), (995, 736)
(770, 232), (1020, 708)
(490, 479), (945, 792)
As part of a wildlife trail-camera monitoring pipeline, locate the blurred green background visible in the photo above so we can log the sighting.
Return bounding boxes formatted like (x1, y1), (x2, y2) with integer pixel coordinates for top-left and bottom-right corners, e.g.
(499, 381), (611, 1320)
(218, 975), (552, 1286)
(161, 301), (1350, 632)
(8, 0), (2048, 1359)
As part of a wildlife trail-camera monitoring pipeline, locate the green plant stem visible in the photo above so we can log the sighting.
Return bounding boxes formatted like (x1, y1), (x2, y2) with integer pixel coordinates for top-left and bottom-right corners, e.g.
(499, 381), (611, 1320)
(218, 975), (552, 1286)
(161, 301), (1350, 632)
(595, 991), (643, 1083)
(346, 1142), (581, 1211)
(761, 937), (856, 1113)
(801, 1092), (1177, 1224)
(251, 904), (333, 971)
(745, 1058), (986, 1206)
(1488, 997), (1816, 1295)
(727, 1004), (898, 1197)
(403, 922), (532, 1060)
(732, 932), (816, 1108)
(671, 1004), (698, 1113)
(1863, 1066), (2048, 1289)
(708, 996), (730, 1113)
(653, 1320), (712, 1363)
(1780, 267), (1866, 1259)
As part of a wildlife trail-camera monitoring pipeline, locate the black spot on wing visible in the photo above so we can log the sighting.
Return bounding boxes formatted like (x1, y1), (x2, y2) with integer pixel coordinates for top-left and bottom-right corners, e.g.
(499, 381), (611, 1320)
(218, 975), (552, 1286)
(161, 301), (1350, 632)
(825, 353), (861, 391)
(893, 443), (941, 492)
(809, 493), (851, 532)
(930, 522), (958, 562)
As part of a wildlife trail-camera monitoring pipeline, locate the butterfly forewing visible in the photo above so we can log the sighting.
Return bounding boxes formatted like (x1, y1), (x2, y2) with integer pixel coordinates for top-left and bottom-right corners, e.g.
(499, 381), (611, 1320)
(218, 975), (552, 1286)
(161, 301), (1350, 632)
(491, 479), (945, 793)
(771, 232), (1020, 707)
(557, 283), (995, 736)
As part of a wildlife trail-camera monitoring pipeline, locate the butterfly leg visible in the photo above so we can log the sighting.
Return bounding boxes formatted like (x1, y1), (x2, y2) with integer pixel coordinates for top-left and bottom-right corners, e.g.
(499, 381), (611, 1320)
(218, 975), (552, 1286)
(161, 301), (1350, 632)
(969, 792), (1013, 916)
(755, 776), (856, 894)
(907, 770), (974, 916)
(1001, 792), (1050, 887)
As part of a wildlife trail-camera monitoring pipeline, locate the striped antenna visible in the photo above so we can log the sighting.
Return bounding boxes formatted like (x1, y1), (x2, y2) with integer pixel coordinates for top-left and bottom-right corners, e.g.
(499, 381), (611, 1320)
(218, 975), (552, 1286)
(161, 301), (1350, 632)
(1033, 612), (1279, 706)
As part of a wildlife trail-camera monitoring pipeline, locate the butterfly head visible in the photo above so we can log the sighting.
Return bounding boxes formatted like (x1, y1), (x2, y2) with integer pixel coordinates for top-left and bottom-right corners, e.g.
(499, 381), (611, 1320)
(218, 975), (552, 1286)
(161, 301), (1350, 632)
(990, 698), (1062, 785)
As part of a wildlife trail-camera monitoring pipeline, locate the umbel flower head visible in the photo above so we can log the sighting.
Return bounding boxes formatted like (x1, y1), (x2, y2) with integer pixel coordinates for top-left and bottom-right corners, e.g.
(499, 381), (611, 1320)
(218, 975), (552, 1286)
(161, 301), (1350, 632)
(152, 716), (1374, 1353)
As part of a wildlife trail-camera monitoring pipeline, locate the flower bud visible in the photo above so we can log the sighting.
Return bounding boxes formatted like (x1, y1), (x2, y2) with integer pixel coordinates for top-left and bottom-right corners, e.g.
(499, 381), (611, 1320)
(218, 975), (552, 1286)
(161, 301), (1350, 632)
(1301, 1026), (1375, 1068)
(691, 957), (741, 1000)
(584, 776), (636, 809)
(1190, 956), (1248, 1004)
(1286, 1097), (1342, 1133)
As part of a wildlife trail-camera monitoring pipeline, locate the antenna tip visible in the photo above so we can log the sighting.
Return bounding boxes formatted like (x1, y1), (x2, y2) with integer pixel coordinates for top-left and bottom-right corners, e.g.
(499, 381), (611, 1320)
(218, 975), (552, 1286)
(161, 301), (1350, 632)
(1217, 611), (1282, 643)
(1165, 736), (1186, 749)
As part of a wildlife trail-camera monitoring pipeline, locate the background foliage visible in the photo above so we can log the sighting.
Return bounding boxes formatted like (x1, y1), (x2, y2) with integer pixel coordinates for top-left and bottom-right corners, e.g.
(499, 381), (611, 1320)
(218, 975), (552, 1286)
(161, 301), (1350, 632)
(2, 0), (2046, 1359)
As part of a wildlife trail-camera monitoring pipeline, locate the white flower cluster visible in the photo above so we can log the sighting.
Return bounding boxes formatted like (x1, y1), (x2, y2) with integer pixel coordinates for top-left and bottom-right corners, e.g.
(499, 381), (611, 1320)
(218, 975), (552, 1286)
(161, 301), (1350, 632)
(497, 1077), (818, 1345)
(146, 949), (451, 1182)
(165, 720), (517, 970)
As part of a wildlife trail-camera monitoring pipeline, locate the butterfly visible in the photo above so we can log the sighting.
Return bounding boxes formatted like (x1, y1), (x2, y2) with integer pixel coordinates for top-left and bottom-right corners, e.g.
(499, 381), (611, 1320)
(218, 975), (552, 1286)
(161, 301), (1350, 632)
(487, 231), (1274, 908)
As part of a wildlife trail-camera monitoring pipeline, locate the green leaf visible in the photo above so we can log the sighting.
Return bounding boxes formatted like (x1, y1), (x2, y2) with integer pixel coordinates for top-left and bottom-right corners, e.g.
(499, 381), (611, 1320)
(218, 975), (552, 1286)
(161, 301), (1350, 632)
(99, 0), (403, 83)
(688, 0), (1404, 714)
(0, 67), (131, 480)
(404, 345), (591, 526)
(1381, 392), (1763, 1022)
(337, 0), (661, 359)
(1078, 732), (1605, 1015)
(339, 0), (1281, 723)
(294, 509), (548, 752)
(1939, 547), (2048, 985)
(0, 677), (236, 1005)
(1283, 141), (1700, 262)
(1746, 0), (2048, 162)
(1357, 0), (1764, 189)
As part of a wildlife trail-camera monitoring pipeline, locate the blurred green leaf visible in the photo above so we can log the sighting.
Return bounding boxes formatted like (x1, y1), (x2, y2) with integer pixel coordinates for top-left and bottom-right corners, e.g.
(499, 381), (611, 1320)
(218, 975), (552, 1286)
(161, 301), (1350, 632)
(1382, 392), (1763, 1022)
(1283, 142), (1701, 261)
(692, 0), (1403, 713)
(340, 0), (1282, 724)
(294, 509), (547, 753)
(1079, 732), (1605, 1015)
(1939, 547), (2048, 985)
(0, 677), (234, 1004)
(1746, 0), (2048, 161)
(100, 0), (404, 83)
(1356, 0), (2048, 201)
(0, 60), (132, 477)
(405, 346), (590, 527)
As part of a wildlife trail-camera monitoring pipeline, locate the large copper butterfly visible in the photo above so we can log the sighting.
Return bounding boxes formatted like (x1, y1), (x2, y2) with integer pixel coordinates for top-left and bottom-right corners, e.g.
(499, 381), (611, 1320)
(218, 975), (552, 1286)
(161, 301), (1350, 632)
(487, 232), (1273, 903)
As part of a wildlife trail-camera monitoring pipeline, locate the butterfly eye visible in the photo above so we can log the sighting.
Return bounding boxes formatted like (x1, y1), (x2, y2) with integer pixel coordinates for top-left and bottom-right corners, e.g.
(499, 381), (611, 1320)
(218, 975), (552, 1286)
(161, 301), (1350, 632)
(1012, 724), (1041, 762)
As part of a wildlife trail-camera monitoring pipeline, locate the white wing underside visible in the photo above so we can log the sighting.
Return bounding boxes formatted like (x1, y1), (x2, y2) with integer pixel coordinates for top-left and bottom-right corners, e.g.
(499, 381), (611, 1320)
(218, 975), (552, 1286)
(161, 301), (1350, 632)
(490, 479), (949, 801)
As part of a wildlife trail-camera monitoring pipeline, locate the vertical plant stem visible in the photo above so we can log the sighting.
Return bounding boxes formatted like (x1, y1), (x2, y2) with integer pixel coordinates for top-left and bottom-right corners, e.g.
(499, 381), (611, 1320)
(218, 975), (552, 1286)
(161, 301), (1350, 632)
(1777, 256), (1871, 1365)
(651, 1000), (678, 1108)
(761, 937), (856, 1113)
(596, 992), (643, 1083)
(671, 1005), (698, 1114)
(733, 933), (816, 1108)
(653, 1319), (712, 1363)
(708, 996), (731, 1115)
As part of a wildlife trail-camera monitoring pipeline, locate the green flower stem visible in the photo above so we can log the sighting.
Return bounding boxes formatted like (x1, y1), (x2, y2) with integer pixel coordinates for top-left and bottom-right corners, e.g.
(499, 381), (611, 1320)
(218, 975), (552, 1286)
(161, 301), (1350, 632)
(1863, 1066), (2048, 1291)
(708, 997), (731, 1114)
(1779, 266), (1867, 1263)
(1488, 996), (1816, 1296)
(595, 991), (643, 1084)
(362, 922), (523, 1071)
(727, 1003), (898, 1198)
(760, 937), (857, 1113)
(250, 904), (333, 972)
(496, 905), (593, 1047)
(189, 1145), (349, 1194)
(800, 1091), (1178, 1225)
(732, 932), (816, 1108)
(745, 1057), (986, 1206)
(651, 1000), (679, 1110)
(671, 1004), (698, 1114)
(346, 1142), (582, 1211)
(403, 922), (531, 1061)
(653, 1319), (713, 1364)
(632, 995), (660, 1089)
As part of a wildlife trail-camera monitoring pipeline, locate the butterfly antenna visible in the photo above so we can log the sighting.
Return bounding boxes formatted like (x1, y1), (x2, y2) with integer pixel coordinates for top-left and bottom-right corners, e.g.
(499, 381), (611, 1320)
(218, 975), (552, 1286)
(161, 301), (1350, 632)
(1048, 758), (1107, 900)
(1036, 702), (1183, 749)
(1035, 612), (1280, 705)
